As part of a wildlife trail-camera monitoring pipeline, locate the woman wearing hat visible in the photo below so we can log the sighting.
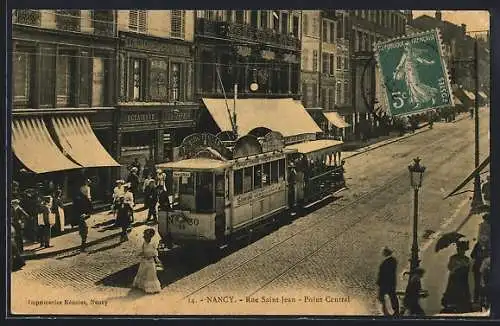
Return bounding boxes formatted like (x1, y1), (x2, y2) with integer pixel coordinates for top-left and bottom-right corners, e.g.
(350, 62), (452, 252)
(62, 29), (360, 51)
(441, 240), (472, 313)
(127, 168), (140, 206)
(132, 228), (161, 294)
(112, 180), (125, 218)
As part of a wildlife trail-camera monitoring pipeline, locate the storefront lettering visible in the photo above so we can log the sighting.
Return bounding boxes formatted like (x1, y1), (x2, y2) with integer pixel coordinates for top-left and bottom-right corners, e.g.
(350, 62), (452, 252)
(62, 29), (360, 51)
(233, 153), (285, 170)
(127, 113), (158, 123)
(124, 37), (191, 57)
(235, 182), (284, 206)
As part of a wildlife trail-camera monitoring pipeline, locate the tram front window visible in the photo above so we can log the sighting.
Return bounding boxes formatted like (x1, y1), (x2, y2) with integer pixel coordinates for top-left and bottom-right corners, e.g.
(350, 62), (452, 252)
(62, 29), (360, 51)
(196, 172), (214, 213)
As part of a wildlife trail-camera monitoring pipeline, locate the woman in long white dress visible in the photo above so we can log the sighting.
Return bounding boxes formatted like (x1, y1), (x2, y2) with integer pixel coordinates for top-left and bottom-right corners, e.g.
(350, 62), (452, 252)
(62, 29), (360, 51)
(133, 228), (161, 294)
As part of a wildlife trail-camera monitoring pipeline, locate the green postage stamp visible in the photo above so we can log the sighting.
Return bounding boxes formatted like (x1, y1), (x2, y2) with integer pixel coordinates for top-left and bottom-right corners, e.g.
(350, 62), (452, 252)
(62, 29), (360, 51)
(374, 29), (454, 117)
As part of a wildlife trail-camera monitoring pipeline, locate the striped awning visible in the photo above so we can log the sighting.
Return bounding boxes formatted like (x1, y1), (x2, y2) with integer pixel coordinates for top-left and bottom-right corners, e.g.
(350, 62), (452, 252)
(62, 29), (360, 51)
(51, 116), (120, 168)
(12, 118), (81, 173)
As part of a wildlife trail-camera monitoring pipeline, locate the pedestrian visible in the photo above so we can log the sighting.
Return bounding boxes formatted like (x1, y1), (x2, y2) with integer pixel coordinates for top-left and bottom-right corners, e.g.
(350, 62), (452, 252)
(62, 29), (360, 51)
(112, 180), (125, 217)
(145, 180), (159, 223)
(127, 167), (140, 206)
(441, 240), (472, 313)
(51, 188), (65, 234)
(376, 247), (399, 316)
(80, 179), (93, 213)
(481, 175), (490, 206)
(11, 224), (25, 271)
(78, 214), (89, 252)
(132, 228), (162, 294)
(131, 158), (142, 177)
(477, 213), (490, 249)
(404, 267), (426, 316)
(471, 241), (488, 304)
(479, 250), (491, 311)
(37, 196), (54, 248)
(156, 169), (166, 192)
(123, 183), (135, 225)
(115, 197), (131, 242)
(11, 199), (28, 253)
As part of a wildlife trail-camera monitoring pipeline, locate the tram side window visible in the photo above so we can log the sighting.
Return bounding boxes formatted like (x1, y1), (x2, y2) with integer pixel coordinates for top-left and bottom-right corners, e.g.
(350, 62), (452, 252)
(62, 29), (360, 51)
(271, 160), (279, 183)
(196, 172), (214, 212)
(262, 162), (271, 186)
(234, 169), (243, 195)
(254, 164), (262, 189)
(243, 167), (253, 193)
(279, 159), (285, 181)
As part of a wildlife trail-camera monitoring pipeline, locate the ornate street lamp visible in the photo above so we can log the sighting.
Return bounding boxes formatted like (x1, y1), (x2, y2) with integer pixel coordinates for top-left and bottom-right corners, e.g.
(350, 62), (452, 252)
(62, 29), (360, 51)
(404, 157), (426, 310)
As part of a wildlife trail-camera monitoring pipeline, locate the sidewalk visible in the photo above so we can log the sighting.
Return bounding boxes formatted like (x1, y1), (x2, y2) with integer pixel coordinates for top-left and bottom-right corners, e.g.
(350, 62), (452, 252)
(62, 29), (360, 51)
(21, 206), (151, 260)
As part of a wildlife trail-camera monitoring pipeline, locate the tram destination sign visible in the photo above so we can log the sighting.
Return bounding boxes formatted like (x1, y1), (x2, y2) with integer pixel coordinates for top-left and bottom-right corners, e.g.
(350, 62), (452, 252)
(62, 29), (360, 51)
(374, 29), (454, 117)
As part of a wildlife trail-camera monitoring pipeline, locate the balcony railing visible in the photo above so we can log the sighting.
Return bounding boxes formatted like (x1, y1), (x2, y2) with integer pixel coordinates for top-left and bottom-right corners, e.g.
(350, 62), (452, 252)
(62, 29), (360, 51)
(56, 10), (81, 32)
(92, 10), (115, 37)
(196, 18), (300, 50)
(13, 9), (41, 26)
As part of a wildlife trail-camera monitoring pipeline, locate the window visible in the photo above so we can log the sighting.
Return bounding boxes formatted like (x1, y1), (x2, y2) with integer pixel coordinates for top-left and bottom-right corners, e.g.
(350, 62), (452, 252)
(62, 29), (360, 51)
(243, 167), (253, 193)
(312, 50), (318, 72)
(92, 57), (105, 106)
(179, 173), (194, 194)
(322, 20), (328, 42)
(281, 12), (289, 34)
(328, 87), (335, 109)
(254, 165), (262, 189)
(234, 169), (243, 195)
(225, 10), (233, 22)
(311, 83), (317, 106)
(337, 17), (343, 39)
(80, 51), (90, 105)
(337, 55), (342, 70)
(40, 47), (56, 106)
(262, 162), (271, 186)
(13, 51), (33, 105)
(92, 10), (114, 36)
(329, 54), (335, 75)
(272, 11), (280, 31)
(322, 53), (329, 74)
(321, 88), (328, 109)
(292, 15), (299, 37)
(235, 10), (244, 24)
(336, 82), (342, 104)
(303, 13), (308, 35)
(312, 16), (319, 36)
(170, 62), (181, 101)
(250, 11), (258, 27)
(171, 10), (185, 39)
(279, 159), (285, 181)
(260, 11), (268, 28)
(196, 172), (214, 212)
(130, 58), (146, 101)
(129, 10), (147, 33)
(56, 10), (80, 32)
(150, 59), (168, 101)
(271, 161), (279, 183)
(343, 81), (349, 105)
(329, 22), (335, 43)
(56, 52), (73, 106)
(302, 49), (309, 70)
(345, 57), (350, 71)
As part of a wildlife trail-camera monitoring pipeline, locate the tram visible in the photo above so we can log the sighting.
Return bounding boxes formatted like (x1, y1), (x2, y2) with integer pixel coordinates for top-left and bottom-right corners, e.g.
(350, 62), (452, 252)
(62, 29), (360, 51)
(156, 131), (345, 251)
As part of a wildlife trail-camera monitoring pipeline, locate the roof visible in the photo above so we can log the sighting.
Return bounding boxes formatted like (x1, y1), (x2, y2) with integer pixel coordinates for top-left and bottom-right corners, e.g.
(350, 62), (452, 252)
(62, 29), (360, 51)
(156, 158), (231, 171)
(202, 98), (322, 137)
(323, 112), (351, 128)
(285, 139), (343, 155)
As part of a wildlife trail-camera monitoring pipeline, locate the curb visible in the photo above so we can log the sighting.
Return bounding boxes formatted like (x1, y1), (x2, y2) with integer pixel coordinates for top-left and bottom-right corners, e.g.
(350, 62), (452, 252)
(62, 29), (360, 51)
(344, 125), (431, 160)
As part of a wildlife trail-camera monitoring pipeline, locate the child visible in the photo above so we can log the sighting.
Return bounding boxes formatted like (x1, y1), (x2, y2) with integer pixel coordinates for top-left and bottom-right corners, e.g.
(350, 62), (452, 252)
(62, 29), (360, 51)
(78, 214), (89, 252)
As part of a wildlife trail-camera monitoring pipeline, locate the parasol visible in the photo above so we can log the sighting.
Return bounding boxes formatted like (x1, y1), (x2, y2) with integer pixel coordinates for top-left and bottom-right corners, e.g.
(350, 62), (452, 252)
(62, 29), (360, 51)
(435, 232), (466, 252)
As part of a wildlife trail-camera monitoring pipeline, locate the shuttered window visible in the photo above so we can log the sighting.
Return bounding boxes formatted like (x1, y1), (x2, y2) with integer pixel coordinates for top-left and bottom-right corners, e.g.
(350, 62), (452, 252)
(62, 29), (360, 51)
(171, 10), (185, 39)
(129, 10), (147, 33)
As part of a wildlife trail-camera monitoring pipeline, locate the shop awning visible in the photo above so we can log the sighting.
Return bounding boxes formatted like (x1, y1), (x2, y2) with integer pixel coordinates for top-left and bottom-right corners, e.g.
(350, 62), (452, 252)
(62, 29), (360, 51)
(478, 91), (488, 100)
(285, 139), (343, 158)
(445, 155), (490, 199)
(157, 158), (231, 171)
(202, 98), (322, 137)
(463, 90), (476, 101)
(51, 116), (120, 168)
(323, 112), (351, 128)
(12, 117), (81, 173)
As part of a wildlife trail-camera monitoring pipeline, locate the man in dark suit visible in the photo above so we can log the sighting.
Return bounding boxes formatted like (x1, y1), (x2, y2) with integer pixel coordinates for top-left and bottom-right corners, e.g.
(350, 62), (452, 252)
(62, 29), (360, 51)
(377, 247), (399, 316)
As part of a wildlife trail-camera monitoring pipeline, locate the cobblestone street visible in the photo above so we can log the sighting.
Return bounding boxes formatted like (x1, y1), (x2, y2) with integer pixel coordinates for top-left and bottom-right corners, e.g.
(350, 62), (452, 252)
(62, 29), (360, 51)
(10, 109), (489, 316)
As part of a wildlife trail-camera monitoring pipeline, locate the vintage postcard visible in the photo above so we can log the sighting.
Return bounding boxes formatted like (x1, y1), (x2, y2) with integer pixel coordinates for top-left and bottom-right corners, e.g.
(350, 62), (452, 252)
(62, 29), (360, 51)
(9, 9), (491, 318)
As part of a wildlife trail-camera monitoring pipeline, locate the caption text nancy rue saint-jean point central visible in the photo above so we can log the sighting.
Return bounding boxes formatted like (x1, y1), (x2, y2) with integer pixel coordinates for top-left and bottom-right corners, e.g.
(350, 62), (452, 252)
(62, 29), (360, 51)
(187, 295), (351, 304)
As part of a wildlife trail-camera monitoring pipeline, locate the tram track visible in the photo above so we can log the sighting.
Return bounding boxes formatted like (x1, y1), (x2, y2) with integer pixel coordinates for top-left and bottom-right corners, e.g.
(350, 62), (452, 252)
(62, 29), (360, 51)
(179, 123), (481, 300)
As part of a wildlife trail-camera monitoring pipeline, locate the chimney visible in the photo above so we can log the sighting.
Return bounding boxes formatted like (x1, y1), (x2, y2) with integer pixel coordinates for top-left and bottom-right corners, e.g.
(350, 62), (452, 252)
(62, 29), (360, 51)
(435, 10), (442, 21)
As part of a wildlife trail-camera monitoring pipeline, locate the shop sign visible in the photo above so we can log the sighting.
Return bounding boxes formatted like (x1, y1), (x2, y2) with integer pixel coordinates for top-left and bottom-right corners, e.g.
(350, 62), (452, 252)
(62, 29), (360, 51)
(261, 131), (285, 153)
(173, 171), (191, 178)
(123, 35), (191, 57)
(125, 112), (159, 123)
